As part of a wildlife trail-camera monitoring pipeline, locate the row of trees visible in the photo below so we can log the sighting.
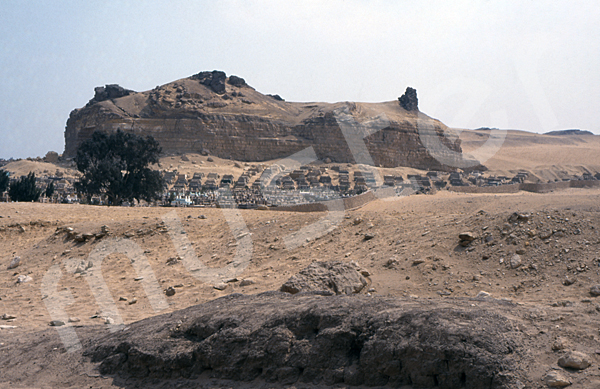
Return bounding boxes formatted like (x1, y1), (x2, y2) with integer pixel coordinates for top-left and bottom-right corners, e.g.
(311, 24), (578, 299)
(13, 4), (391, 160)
(1, 130), (165, 205)
(0, 170), (53, 202)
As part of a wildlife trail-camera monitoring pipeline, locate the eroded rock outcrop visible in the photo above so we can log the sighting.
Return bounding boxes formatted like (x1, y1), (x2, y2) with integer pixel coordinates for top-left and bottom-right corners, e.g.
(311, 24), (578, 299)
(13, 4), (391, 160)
(280, 261), (368, 295)
(88, 292), (524, 388)
(88, 84), (134, 105)
(398, 86), (418, 111)
(64, 71), (481, 170)
(191, 70), (227, 94)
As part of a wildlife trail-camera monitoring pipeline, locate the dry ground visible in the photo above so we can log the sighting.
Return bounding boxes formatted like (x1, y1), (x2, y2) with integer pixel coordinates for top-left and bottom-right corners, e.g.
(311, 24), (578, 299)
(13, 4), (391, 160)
(459, 129), (600, 181)
(2, 187), (600, 387)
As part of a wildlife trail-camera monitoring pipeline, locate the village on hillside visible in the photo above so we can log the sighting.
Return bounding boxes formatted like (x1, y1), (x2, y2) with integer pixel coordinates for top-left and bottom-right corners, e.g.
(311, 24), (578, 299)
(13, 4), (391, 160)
(3, 152), (599, 208)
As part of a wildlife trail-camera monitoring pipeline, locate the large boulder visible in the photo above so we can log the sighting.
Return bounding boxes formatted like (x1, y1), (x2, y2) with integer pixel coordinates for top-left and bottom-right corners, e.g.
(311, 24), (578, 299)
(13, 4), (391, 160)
(227, 75), (246, 87)
(88, 292), (525, 388)
(280, 261), (367, 295)
(398, 87), (418, 111)
(88, 84), (134, 105)
(191, 70), (227, 94)
(44, 151), (59, 163)
(558, 351), (591, 370)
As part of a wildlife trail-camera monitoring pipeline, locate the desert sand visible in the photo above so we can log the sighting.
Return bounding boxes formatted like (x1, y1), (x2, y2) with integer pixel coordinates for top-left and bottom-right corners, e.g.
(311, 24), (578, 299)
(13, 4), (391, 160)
(3, 131), (600, 388)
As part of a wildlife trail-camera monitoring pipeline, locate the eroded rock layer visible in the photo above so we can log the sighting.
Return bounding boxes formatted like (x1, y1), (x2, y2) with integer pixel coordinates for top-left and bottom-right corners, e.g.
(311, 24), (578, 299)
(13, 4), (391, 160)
(64, 71), (477, 170)
(87, 292), (523, 388)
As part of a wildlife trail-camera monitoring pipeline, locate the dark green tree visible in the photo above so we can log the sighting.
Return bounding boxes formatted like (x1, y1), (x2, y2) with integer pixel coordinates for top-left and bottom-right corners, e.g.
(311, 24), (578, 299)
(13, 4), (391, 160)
(45, 181), (55, 198)
(75, 130), (165, 205)
(8, 172), (43, 202)
(0, 169), (9, 193)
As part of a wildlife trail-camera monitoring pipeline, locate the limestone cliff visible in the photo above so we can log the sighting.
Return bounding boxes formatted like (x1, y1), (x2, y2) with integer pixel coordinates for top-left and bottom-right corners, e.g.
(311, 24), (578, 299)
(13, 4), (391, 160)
(64, 70), (480, 170)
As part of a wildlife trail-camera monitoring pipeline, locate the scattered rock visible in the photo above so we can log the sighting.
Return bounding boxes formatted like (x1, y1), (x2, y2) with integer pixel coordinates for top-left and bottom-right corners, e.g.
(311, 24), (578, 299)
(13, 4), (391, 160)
(543, 370), (571, 387)
(363, 233), (375, 241)
(552, 337), (570, 351)
(207, 157), (214, 162)
(352, 217), (363, 226)
(529, 263), (538, 270)
(16, 275), (32, 284)
(563, 277), (576, 286)
(280, 261), (367, 295)
(0, 325), (17, 330)
(68, 317), (80, 323)
(129, 298), (138, 305)
(166, 256), (179, 265)
(590, 285), (600, 297)
(213, 283), (228, 291)
(510, 254), (522, 269)
(82, 233), (95, 241)
(558, 351), (591, 370)
(476, 291), (491, 299)
(97, 225), (110, 238)
(1, 314), (16, 320)
(165, 287), (176, 296)
(239, 278), (256, 287)
(198, 215), (207, 219)
(49, 320), (65, 327)
(134, 276), (144, 281)
(119, 296), (128, 301)
(74, 260), (93, 274)
(459, 232), (476, 246)
(508, 212), (531, 223)
(7, 256), (20, 269)
(384, 258), (400, 269)
(105, 317), (115, 325)
(412, 259), (425, 266)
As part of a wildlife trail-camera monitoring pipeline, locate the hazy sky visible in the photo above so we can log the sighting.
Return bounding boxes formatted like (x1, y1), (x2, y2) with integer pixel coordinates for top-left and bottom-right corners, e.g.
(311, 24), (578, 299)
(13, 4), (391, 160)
(1, 1), (598, 159)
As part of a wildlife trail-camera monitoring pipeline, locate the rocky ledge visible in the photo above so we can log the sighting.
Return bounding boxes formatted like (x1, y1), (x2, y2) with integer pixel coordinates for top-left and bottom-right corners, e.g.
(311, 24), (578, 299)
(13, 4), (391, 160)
(87, 292), (524, 388)
(64, 71), (481, 170)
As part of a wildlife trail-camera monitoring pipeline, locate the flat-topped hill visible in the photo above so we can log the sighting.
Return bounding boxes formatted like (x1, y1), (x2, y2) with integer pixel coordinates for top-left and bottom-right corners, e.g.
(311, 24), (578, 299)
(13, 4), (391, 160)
(64, 70), (478, 170)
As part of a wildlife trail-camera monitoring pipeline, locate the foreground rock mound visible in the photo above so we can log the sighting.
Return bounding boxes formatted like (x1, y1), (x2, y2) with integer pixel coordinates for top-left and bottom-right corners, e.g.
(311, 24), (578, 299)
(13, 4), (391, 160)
(88, 292), (523, 388)
(280, 260), (368, 295)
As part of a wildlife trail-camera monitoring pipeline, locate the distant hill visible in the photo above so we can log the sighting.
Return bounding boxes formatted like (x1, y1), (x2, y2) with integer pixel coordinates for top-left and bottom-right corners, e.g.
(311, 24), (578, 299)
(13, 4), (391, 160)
(545, 129), (594, 136)
(64, 70), (480, 171)
(459, 128), (600, 182)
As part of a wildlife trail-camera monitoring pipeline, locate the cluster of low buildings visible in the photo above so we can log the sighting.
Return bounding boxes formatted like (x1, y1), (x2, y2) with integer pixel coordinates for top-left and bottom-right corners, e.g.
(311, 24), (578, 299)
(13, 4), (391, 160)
(5, 158), (600, 207)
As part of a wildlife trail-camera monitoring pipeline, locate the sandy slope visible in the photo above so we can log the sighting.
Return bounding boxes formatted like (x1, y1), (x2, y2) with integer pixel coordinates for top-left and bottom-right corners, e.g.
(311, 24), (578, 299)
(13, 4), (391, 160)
(460, 129), (600, 181)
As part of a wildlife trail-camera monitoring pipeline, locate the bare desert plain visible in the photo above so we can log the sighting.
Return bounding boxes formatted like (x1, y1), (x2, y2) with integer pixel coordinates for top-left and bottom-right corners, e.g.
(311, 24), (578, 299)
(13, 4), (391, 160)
(3, 129), (600, 388)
